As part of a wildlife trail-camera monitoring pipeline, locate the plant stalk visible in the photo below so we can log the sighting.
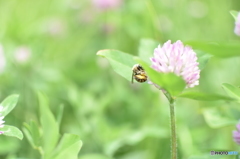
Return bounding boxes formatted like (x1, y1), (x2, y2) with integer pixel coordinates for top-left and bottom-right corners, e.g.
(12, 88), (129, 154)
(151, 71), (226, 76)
(163, 91), (177, 159)
(169, 100), (177, 159)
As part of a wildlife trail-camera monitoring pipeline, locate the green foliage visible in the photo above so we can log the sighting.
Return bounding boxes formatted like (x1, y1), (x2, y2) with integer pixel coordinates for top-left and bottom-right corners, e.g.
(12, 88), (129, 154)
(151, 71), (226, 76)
(38, 92), (59, 154)
(22, 120), (41, 148)
(0, 95), (19, 117)
(0, 95), (23, 140)
(1, 125), (23, 140)
(56, 104), (64, 127)
(51, 134), (82, 159)
(23, 93), (82, 159)
(0, 0), (239, 158)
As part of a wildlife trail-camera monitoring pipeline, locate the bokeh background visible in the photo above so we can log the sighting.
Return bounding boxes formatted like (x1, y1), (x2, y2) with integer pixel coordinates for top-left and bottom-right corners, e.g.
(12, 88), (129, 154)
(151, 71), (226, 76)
(0, 0), (240, 158)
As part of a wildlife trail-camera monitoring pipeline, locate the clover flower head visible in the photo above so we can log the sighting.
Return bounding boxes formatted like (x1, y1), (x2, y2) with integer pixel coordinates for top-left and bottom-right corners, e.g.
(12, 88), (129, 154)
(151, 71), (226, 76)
(234, 12), (240, 36)
(0, 106), (5, 134)
(233, 121), (240, 145)
(150, 40), (200, 88)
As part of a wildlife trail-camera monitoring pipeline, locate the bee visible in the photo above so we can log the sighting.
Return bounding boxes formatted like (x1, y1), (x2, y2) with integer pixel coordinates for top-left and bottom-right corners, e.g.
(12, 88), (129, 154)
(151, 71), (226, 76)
(131, 64), (148, 83)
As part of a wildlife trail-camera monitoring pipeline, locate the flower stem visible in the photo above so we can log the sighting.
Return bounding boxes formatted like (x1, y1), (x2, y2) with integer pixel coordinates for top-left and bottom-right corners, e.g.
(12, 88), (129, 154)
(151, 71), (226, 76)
(163, 91), (177, 159)
(169, 100), (177, 159)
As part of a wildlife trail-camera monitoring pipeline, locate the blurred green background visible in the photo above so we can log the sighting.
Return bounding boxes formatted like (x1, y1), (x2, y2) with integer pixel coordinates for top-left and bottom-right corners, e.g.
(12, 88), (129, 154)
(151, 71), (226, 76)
(0, 0), (240, 158)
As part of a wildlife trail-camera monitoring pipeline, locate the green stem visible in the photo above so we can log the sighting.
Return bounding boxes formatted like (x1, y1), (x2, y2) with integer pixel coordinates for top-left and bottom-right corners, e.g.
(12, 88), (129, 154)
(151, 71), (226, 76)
(169, 100), (177, 159)
(163, 91), (177, 159)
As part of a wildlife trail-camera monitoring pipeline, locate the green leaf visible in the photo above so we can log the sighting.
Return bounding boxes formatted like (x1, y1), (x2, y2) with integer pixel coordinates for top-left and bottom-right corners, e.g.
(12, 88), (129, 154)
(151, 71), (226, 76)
(185, 41), (240, 58)
(97, 49), (136, 82)
(203, 107), (236, 128)
(135, 58), (186, 96)
(56, 104), (64, 127)
(195, 50), (212, 70)
(0, 95), (19, 117)
(222, 83), (240, 100)
(22, 127), (35, 149)
(138, 38), (159, 64)
(178, 91), (235, 101)
(23, 120), (41, 148)
(51, 134), (82, 159)
(38, 92), (59, 154)
(1, 125), (23, 140)
(230, 10), (239, 20)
